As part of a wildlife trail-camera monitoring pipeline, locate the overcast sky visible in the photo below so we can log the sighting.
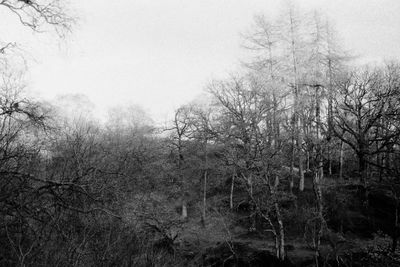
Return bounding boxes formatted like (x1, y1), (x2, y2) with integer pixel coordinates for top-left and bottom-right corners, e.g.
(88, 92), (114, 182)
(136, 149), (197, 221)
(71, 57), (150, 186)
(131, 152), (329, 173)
(1, 0), (400, 123)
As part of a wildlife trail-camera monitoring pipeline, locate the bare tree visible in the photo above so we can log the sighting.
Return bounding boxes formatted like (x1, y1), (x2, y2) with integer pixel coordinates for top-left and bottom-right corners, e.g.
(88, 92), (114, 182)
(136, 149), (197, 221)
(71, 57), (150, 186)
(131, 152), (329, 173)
(166, 106), (194, 220)
(189, 103), (216, 226)
(0, 0), (75, 65)
(0, 0), (74, 34)
(333, 65), (400, 185)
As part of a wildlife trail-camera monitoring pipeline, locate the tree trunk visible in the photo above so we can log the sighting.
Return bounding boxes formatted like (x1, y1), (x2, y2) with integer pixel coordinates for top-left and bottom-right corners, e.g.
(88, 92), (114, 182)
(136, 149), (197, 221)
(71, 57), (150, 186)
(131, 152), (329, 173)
(275, 202), (285, 260)
(270, 178), (285, 261)
(287, 6), (303, 193)
(182, 200), (188, 220)
(298, 118), (305, 191)
(313, 172), (324, 267)
(201, 138), (208, 226)
(392, 202), (399, 252)
(328, 144), (332, 177)
(313, 88), (324, 265)
(275, 235), (280, 259)
(315, 86), (324, 181)
(339, 141), (344, 180)
(299, 167), (305, 191)
(290, 137), (295, 192)
(201, 170), (207, 227)
(358, 152), (367, 185)
(230, 174), (235, 210)
(248, 175), (256, 231)
(378, 153), (383, 182)
(274, 175), (279, 188)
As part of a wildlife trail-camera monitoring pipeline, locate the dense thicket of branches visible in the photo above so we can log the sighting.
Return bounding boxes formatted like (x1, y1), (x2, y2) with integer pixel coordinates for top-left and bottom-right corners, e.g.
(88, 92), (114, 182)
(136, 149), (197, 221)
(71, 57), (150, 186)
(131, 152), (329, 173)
(1, 2), (400, 267)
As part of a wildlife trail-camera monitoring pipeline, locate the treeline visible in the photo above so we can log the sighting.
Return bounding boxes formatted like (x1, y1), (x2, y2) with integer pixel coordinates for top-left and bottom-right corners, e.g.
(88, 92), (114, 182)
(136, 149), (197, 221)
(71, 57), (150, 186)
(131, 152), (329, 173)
(1, 2), (400, 267)
(166, 6), (400, 264)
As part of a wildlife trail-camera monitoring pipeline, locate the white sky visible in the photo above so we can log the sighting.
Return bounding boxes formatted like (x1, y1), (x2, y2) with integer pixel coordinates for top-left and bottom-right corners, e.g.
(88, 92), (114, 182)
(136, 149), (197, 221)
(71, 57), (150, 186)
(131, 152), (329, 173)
(1, 0), (400, 123)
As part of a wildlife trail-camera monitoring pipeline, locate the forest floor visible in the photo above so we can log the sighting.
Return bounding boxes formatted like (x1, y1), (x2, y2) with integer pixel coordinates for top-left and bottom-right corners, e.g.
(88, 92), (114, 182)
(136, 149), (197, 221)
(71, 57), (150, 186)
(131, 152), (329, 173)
(124, 175), (400, 266)
(176, 208), (321, 265)
(175, 208), (396, 266)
